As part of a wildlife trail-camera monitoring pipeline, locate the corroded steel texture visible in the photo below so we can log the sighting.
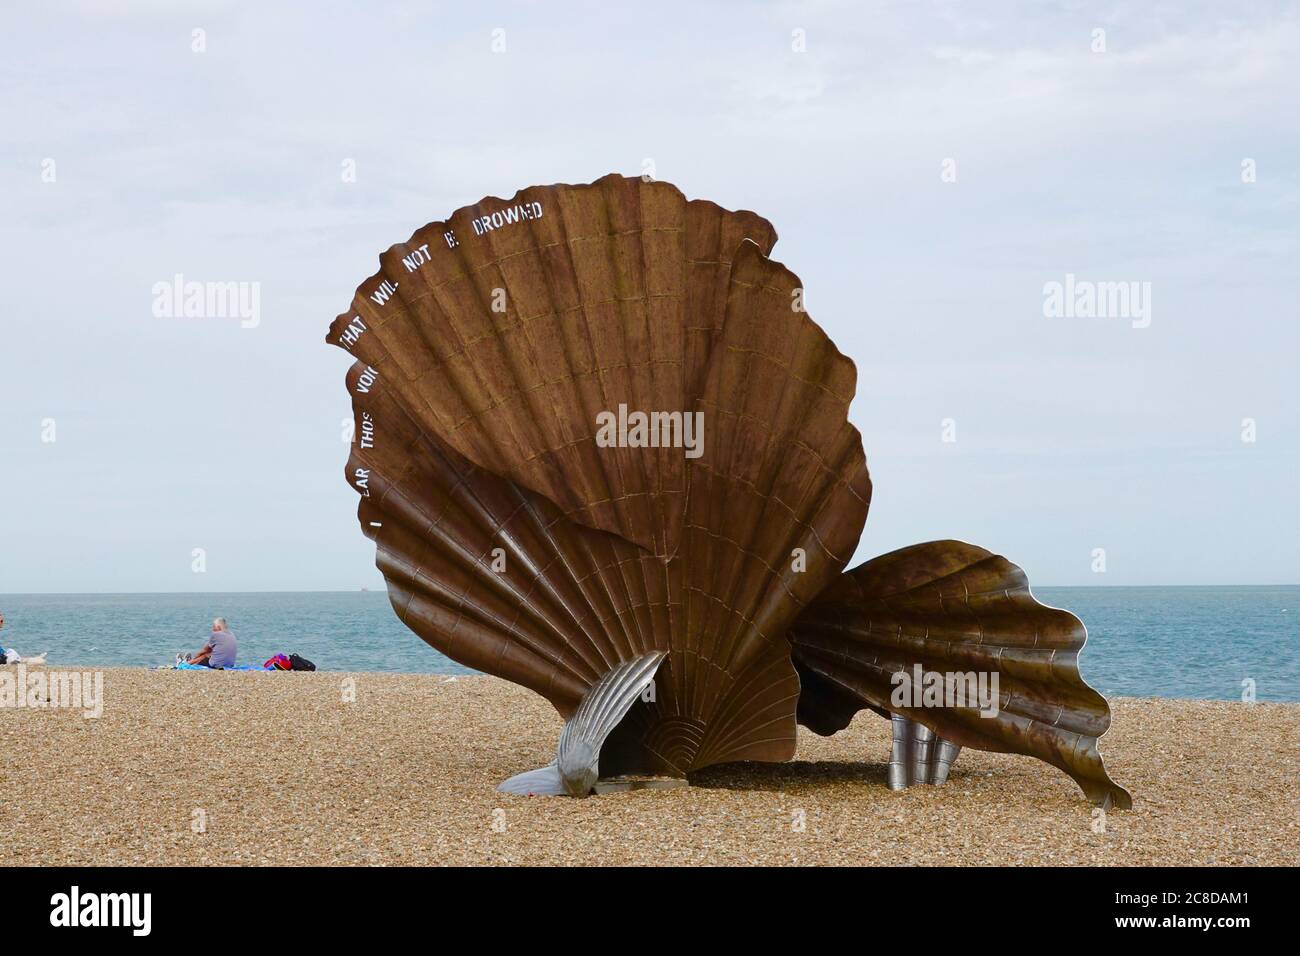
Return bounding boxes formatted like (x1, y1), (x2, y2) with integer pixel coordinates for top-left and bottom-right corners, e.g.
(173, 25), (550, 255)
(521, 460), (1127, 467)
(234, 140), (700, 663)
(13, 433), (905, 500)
(330, 174), (777, 561)
(328, 175), (1128, 806)
(329, 177), (867, 775)
(790, 541), (1131, 807)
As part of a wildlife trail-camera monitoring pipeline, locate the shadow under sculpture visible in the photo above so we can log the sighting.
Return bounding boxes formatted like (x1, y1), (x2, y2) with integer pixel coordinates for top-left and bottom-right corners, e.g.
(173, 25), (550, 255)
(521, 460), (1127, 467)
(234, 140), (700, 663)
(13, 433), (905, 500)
(327, 174), (1131, 809)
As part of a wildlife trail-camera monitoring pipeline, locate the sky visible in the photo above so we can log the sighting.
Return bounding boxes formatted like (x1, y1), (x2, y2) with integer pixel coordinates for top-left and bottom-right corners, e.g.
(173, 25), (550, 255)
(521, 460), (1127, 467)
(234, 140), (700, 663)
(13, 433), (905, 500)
(1, 0), (1297, 592)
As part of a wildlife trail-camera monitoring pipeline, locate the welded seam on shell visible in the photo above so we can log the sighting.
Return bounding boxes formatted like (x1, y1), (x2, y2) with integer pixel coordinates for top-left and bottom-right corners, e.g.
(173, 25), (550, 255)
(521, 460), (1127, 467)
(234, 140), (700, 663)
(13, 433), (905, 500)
(698, 655), (802, 761)
(632, 181), (665, 558)
(720, 344), (857, 402)
(338, 176), (765, 323)
(380, 544), (562, 684)
(470, 490), (621, 680)
(438, 207), (576, 507)
(794, 616), (1090, 681)
(785, 587), (1123, 775)
(389, 238), (539, 486)
(370, 252), (497, 455)
(568, 535), (639, 668)
(374, 423), (608, 679)
(678, 236), (758, 722)
(551, 184), (644, 553)
(531, 494), (666, 673)
(356, 387), (619, 686)
(544, 186), (663, 636)
(490, 195), (618, 545)
(692, 262), (790, 710)
(393, 226), (678, 307)
(337, 177), (915, 775)
(597, 178), (676, 557)
(627, 179), (676, 557)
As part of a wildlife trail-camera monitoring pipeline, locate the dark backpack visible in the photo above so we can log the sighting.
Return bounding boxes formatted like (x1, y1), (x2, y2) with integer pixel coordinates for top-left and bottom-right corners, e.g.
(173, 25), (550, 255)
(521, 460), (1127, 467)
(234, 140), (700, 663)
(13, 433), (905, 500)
(289, 653), (317, 672)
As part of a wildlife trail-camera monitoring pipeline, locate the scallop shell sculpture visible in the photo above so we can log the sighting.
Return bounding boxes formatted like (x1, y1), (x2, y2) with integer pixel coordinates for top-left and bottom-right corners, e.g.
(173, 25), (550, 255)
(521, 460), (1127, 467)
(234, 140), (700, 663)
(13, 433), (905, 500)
(328, 174), (1129, 808)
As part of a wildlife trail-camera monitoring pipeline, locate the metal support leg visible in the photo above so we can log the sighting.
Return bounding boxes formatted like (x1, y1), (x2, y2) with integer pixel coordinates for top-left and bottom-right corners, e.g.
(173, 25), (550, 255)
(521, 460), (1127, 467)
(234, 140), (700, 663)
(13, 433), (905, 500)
(930, 738), (962, 785)
(888, 714), (913, 790)
(887, 714), (961, 789)
(911, 722), (934, 784)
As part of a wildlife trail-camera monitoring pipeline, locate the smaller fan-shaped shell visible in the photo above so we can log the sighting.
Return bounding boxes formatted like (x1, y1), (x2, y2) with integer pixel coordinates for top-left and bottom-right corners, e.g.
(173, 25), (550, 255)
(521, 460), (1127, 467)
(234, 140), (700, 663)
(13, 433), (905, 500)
(788, 540), (1131, 808)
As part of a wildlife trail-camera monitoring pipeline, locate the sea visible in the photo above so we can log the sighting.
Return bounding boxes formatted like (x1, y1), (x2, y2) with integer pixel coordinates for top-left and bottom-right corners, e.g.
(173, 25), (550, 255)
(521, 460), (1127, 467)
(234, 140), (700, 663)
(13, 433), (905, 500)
(0, 587), (1296, 701)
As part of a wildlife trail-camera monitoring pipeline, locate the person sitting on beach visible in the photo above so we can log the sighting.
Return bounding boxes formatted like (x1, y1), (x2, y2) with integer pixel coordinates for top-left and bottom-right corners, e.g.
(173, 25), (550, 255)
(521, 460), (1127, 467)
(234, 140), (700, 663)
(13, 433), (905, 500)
(189, 617), (238, 669)
(0, 610), (46, 665)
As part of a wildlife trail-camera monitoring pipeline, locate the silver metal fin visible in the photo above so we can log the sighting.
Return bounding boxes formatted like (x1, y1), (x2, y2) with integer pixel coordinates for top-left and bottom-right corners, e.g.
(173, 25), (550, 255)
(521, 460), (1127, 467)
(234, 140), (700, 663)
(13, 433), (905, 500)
(497, 763), (566, 796)
(556, 651), (667, 796)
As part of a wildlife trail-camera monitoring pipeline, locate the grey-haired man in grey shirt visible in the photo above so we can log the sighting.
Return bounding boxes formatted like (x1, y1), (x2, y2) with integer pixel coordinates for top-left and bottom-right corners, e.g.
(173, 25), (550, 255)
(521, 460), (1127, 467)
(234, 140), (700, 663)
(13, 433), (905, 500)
(190, 617), (238, 668)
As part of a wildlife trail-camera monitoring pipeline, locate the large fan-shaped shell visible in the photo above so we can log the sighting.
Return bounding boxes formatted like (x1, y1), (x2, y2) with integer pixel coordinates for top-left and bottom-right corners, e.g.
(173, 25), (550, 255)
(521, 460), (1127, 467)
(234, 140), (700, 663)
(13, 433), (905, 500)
(329, 173), (776, 560)
(329, 175), (1126, 807)
(330, 196), (870, 774)
(788, 541), (1131, 807)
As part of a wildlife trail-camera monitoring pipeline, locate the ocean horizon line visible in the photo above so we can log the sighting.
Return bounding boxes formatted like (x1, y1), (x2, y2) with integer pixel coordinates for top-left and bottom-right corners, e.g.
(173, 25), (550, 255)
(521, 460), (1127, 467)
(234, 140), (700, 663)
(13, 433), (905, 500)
(2, 587), (1295, 701)
(4, 583), (1300, 598)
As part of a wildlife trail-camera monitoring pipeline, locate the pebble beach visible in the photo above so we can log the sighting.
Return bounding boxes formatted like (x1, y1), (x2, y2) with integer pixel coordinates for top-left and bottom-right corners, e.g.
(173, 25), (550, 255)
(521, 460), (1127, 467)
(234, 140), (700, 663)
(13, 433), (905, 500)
(1, 668), (1295, 866)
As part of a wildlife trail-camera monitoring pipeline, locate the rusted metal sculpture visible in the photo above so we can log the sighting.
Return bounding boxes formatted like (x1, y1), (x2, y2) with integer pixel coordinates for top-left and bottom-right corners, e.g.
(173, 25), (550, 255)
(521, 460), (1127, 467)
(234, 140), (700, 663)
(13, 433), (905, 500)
(790, 541), (1131, 807)
(328, 174), (1130, 808)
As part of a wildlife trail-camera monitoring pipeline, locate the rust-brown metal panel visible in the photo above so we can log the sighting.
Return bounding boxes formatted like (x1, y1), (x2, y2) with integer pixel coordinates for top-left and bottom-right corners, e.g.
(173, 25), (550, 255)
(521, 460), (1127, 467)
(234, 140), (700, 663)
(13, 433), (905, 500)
(610, 240), (871, 773)
(327, 186), (867, 773)
(789, 540), (1132, 807)
(327, 175), (1127, 807)
(330, 174), (776, 561)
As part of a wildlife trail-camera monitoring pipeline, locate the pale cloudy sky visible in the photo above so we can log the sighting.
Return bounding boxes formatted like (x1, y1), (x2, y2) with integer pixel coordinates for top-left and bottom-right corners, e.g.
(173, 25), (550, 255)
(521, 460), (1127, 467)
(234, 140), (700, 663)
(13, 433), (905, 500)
(2, 1), (1297, 592)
